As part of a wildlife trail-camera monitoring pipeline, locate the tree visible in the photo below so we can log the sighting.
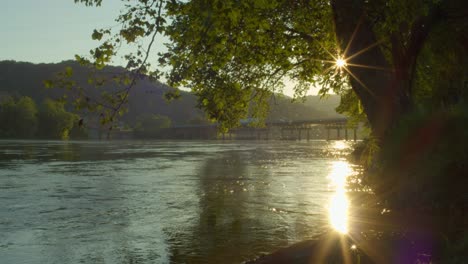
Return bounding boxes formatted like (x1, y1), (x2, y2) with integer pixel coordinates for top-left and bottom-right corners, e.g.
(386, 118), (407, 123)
(0, 96), (38, 138)
(331, 0), (467, 138)
(72, 0), (466, 136)
(37, 99), (78, 140)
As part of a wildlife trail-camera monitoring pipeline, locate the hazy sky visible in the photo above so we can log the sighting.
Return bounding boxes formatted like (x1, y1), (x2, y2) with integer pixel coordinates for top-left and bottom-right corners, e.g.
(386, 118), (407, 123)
(1, 1), (125, 63)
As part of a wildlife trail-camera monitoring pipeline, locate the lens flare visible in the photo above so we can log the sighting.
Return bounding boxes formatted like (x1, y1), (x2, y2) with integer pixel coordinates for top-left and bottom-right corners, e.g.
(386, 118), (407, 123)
(336, 58), (347, 68)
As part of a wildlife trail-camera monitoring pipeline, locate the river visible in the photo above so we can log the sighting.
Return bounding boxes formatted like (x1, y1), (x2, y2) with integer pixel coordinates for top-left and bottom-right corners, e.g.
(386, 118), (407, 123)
(0, 140), (358, 264)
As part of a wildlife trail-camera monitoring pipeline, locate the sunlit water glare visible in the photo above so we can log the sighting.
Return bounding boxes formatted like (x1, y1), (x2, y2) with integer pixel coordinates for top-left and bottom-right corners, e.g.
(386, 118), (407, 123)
(327, 160), (353, 234)
(0, 140), (357, 263)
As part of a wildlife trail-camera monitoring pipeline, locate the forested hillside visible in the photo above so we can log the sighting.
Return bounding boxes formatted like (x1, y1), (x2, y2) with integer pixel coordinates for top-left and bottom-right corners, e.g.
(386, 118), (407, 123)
(0, 60), (342, 128)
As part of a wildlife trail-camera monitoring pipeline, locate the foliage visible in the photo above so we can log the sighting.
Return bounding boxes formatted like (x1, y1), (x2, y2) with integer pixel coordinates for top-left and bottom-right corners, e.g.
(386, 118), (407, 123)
(366, 103), (468, 210)
(350, 135), (379, 169)
(335, 89), (367, 126)
(0, 96), (38, 138)
(69, 0), (342, 129)
(69, 0), (466, 135)
(37, 99), (78, 140)
(0, 92), (86, 140)
(74, 0), (102, 7)
(412, 18), (468, 108)
(164, 0), (338, 128)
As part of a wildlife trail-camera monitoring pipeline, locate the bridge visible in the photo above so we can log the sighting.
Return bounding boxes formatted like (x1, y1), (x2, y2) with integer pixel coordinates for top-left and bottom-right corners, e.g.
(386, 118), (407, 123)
(165, 117), (358, 141)
(231, 117), (357, 141)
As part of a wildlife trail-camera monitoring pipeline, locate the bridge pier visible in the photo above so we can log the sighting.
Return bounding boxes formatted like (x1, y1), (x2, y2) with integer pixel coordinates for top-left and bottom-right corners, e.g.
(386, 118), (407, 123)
(325, 125), (357, 141)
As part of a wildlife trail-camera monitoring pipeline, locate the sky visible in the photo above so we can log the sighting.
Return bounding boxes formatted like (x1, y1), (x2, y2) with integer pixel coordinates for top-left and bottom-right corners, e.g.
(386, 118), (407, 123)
(1, 1), (126, 63)
(0, 0), (318, 96)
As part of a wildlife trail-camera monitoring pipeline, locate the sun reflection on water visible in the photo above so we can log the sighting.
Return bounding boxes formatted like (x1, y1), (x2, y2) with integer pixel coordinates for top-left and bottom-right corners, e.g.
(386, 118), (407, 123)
(328, 161), (352, 234)
(332, 140), (348, 150)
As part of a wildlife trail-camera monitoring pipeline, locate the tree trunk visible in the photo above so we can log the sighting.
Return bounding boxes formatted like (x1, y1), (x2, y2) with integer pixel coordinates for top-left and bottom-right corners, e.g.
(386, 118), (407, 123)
(331, 0), (412, 139)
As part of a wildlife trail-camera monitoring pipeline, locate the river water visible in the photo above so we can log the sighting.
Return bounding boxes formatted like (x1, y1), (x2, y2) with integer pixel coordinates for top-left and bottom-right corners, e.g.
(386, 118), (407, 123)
(0, 140), (357, 264)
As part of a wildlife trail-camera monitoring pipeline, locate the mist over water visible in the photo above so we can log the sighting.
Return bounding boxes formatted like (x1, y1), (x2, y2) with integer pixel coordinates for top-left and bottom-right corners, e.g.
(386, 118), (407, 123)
(0, 140), (356, 264)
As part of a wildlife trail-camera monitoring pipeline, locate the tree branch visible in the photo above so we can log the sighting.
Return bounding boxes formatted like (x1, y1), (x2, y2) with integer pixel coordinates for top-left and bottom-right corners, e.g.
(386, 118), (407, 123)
(107, 0), (165, 132)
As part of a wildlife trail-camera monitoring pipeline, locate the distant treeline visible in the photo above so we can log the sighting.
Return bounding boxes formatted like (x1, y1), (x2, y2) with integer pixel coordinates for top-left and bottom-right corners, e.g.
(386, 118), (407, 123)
(0, 60), (343, 139)
(0, 96), (86, 140)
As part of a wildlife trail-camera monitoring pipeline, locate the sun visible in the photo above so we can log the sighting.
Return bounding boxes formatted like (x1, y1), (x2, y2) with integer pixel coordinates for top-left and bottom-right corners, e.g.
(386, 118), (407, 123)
(335, 58), (347, 68)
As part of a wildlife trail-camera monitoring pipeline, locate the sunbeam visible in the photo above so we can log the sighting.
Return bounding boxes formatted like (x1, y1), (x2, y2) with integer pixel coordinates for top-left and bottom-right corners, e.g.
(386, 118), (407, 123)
(342, 67), (376, 97)
(345, 39), (386, 61)
(319, 43), (339, 61)
(321, 64), (338, 76)
(343, 15), (365, 57)
(346, 62), (392, 71)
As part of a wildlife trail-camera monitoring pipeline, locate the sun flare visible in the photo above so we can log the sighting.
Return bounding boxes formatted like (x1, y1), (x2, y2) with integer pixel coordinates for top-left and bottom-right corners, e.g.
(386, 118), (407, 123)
(335, 58), (347, 68)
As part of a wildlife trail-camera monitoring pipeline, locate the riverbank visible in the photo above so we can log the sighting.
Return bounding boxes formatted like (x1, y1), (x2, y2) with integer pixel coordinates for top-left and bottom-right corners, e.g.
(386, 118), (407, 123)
(246, 207), (468, 263)
(244, 231), (366, 264)
(245, 229), (433, 263)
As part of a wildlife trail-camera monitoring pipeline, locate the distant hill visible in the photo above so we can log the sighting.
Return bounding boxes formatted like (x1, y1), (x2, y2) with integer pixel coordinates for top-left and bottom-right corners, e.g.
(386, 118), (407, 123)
(267, 94), (343, 121)
(0, 60), (342, 126)
(303, 94), (343, 118)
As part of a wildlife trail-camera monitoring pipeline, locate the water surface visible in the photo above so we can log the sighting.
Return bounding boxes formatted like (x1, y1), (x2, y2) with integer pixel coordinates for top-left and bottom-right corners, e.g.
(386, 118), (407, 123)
(0, 140), (357, 263)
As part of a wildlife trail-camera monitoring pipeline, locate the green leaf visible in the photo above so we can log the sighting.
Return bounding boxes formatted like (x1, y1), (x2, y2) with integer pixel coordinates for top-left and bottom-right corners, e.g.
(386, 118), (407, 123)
(91, 29), (103, 40)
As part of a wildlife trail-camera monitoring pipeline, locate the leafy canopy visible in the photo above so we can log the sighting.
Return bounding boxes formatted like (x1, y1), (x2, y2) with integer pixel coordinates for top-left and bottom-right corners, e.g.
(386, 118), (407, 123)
(70, 0), (465, 130)
(70, 0), (339, 130)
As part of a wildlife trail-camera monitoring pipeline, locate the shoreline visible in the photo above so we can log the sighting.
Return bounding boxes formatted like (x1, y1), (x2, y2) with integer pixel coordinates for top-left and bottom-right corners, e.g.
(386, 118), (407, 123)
(245, 208), (465, 263)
